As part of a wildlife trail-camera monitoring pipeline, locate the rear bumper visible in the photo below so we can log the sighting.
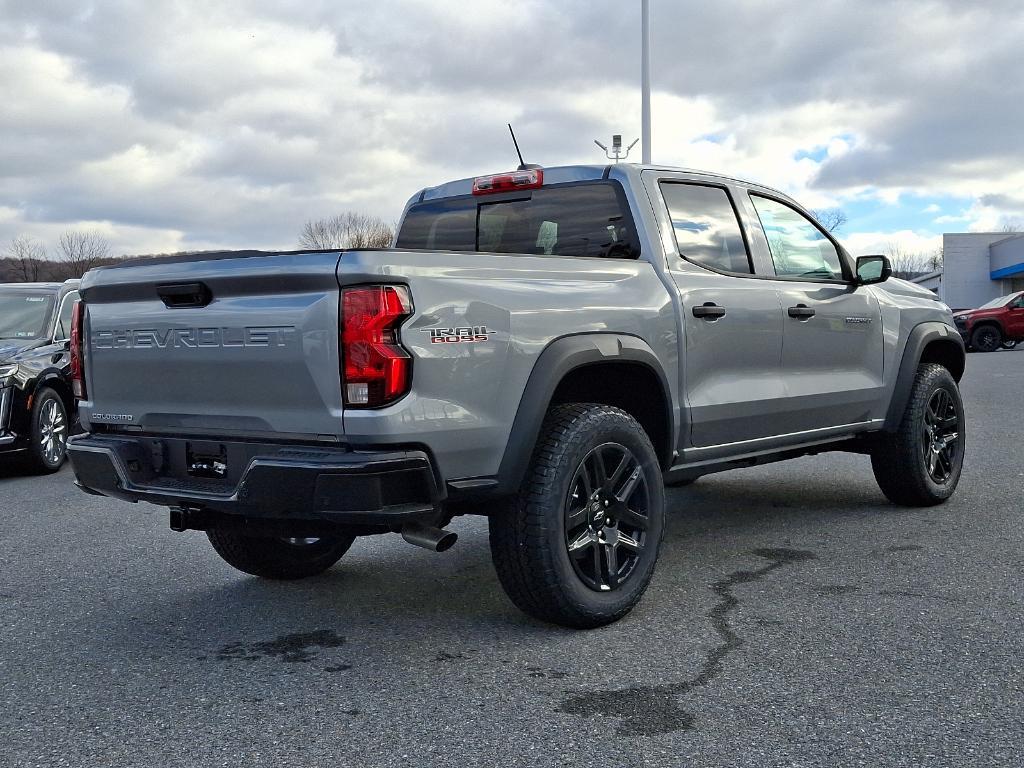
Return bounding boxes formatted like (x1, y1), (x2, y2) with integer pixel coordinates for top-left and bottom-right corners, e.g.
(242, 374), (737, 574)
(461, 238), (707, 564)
(67, 434), (441, 526)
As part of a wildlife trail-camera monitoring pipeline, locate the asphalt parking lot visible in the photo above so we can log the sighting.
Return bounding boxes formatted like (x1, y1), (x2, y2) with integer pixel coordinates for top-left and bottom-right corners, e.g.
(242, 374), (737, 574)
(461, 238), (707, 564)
(2, 350), (1021, 768)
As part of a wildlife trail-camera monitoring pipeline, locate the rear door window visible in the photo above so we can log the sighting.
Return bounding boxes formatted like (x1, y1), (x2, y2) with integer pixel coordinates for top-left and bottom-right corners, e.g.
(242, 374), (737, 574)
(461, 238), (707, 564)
(660, 183), (752, 274)
(396, 181), (640, 259)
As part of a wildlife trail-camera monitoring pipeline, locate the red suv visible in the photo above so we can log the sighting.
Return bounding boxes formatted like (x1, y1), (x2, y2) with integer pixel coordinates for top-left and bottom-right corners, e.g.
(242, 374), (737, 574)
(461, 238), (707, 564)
(954, 291), (1024, 352)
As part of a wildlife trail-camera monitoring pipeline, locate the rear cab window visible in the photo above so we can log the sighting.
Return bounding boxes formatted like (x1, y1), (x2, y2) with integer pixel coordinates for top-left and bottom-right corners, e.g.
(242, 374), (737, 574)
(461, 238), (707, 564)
(396, 181), (640, 259)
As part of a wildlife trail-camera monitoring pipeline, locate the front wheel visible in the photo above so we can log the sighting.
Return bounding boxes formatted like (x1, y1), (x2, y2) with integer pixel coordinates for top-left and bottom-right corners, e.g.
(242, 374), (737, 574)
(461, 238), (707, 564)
(207, 530), (356, 579)
(489, 404), (665, 628)
(27, 388), (69, 474)
(970, 324), (1002, 352)
(1002, 340), (1017, 350)
(871, 363), (964, 506)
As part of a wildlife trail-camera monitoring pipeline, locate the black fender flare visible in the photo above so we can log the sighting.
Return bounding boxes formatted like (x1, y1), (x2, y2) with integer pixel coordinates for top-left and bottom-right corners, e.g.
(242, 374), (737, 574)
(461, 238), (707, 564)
(967, 318), (1004, 337)
(884, 322), (965, 431)
(494, 333), (674, 495)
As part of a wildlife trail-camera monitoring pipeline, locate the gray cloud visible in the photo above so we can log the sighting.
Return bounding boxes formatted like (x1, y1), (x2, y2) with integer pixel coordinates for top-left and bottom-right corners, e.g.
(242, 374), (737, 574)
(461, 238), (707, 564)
(0, 0), (1021, 254)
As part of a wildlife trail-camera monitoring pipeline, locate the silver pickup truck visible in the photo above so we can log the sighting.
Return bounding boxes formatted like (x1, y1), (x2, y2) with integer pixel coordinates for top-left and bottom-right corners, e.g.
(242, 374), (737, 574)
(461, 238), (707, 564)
(67, 163), (966, 628)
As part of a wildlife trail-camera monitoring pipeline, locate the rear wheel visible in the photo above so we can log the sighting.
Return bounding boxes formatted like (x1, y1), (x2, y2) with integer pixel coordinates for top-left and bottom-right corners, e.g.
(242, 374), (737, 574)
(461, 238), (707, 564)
(207, 530), (356, 579)
(970, 324), (1002, 352)
(489, 404), (665, 628)
(27, 388), (68, 474)
(1002, 340), (1017, 350)
(871, 364), (964, 506)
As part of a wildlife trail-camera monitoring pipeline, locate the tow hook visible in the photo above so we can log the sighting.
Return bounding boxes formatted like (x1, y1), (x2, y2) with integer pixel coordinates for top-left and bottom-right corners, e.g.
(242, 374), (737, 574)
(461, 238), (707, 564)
(401, 522), (458, 552)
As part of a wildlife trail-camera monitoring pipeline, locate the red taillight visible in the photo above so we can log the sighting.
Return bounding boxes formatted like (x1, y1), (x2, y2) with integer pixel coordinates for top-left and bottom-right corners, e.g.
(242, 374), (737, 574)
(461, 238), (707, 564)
(341, 285), (413, 407)
(70, 300), (86, 400)
(472, 168), (543, 195)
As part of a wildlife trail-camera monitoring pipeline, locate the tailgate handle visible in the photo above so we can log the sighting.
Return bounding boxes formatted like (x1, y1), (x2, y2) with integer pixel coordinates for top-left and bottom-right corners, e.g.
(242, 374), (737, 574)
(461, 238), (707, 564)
(157, 282), (212, 308)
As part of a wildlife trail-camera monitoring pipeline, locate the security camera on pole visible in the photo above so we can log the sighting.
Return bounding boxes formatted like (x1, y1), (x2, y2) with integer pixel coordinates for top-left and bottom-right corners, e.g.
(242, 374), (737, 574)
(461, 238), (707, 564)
(594, 134), (639, 163)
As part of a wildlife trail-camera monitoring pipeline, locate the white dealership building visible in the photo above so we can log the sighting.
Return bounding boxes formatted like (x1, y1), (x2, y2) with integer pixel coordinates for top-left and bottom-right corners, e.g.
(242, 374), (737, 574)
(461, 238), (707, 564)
(911, 232), (1024, 309)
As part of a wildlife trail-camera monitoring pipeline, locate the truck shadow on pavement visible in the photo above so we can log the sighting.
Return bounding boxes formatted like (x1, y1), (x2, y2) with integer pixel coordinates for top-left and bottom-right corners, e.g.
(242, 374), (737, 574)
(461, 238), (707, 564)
(143, 473), (890, 639)
(98, 470), (916, 736)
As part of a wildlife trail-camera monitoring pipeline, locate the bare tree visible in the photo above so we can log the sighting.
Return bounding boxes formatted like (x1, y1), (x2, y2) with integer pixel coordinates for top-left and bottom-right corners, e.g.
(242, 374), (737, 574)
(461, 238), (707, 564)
(885, 241), (930, 279)
(1000, 219), (1023, 233)
(299, 213), (394, 250)
(927, 246), (943, 272)
(812, 208), (848, 233)
(57, 231), (111, 278)
(5, 236), (46, 282)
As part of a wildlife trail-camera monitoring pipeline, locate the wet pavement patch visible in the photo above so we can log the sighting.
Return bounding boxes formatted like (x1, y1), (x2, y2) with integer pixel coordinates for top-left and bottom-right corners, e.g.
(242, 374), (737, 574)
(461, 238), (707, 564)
(557, 547), (816, 736)
(217, 630), (345, 663)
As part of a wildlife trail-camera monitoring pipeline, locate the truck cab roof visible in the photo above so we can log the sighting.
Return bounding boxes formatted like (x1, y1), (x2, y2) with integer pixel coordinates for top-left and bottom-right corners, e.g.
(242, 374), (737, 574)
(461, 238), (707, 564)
(414, 163), (797, 206)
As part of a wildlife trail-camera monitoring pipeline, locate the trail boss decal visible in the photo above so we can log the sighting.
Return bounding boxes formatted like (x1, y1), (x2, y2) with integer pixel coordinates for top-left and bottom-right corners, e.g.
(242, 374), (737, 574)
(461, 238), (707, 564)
(424, 326), (491, 344)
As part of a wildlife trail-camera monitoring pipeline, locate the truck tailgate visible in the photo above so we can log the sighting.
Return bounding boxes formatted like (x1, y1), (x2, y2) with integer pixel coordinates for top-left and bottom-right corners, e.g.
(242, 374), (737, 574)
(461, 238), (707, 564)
(79, 251), (346, 441)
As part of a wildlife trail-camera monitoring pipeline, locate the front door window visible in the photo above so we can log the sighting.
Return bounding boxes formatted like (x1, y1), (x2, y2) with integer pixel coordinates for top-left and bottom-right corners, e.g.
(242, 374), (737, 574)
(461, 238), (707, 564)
(750, 195), (845, 281)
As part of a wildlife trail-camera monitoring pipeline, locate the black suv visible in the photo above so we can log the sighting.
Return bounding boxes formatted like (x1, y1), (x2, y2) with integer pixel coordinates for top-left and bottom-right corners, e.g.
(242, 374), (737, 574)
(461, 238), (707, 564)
(0, 281), (80, 472)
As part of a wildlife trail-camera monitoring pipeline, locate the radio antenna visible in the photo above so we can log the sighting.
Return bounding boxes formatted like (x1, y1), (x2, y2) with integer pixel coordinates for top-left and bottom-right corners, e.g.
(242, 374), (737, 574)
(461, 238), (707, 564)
(507, 124), (540, 170)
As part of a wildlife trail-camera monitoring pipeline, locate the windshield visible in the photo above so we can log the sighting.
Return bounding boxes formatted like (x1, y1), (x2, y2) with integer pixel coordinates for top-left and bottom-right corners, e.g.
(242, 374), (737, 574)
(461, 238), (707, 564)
(0, 291), (56, 340)
(978, 293), (1017, 310)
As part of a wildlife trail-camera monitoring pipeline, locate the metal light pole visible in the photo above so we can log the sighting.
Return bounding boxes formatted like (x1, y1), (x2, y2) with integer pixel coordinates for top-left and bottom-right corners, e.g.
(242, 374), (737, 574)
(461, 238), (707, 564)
(641, 0), (651, 163)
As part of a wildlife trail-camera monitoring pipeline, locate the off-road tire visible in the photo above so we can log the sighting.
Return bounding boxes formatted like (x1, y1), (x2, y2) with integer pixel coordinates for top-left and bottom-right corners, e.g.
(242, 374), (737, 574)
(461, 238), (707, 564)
(970, 324), (1002, 352)
(207, 530), (356, 579)
(489, 404), (665, 628)
(27, 387), (69, 474)
(871, 363), (964, 506)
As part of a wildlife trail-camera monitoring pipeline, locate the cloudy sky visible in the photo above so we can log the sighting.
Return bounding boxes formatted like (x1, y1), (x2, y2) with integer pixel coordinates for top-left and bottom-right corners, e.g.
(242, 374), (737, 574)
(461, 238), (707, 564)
(1, 0), (1022, 259)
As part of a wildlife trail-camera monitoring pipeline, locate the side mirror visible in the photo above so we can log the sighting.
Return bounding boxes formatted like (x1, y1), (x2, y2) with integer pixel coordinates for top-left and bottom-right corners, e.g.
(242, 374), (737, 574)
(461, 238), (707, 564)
(856, 255), (891, 285)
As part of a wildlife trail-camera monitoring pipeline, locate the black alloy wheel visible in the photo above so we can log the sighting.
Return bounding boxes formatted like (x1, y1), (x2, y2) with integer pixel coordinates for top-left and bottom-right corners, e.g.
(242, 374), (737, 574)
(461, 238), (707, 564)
(488, 403), (666, 628)
(921, 388), (962, 484)
(564, 442), (649, 592)
(871, 363), (965, 507)
(970, 325), (1002, 352)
